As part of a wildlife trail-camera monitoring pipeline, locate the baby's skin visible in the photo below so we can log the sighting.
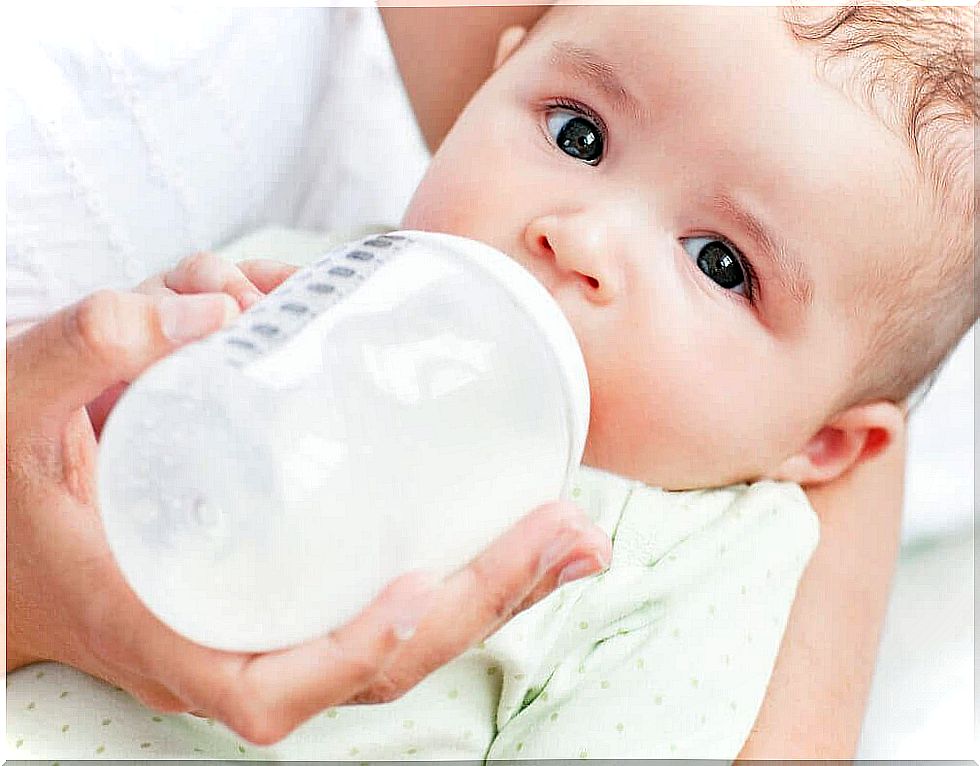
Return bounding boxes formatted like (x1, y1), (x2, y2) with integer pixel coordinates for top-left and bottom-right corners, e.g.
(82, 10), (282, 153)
(403, 5), (913, 491)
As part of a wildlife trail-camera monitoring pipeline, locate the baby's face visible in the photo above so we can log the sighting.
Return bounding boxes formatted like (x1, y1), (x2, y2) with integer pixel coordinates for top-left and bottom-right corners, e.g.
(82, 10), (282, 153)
(402, 6), (926, 489)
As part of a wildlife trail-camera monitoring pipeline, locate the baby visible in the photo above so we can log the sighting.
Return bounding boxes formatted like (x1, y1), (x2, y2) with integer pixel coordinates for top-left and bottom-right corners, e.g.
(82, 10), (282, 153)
(8, 4), (975, 760)
(404, 3), (976, 493)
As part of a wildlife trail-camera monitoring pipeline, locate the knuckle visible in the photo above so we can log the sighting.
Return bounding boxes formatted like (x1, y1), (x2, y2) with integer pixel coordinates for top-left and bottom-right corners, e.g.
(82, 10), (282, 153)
(240, 257), (282, 270)
(466, 560), (516, 622)
(175, 252), (230, 288)
(322, 631), (385, 688)
(534, 502), (593, 549)
(178, 251), (219, 274)
(541, 499), (586, 530)
(220, 675), (287, 747)
(351, 684), (402, 705)
(344, 652), (383, 689)
(363, 668), (406, 704)
(230, 705), (288, 747)
(378, 681), (409, 704)
(487, 585), (516, 622)
(71, 290), (132, 365)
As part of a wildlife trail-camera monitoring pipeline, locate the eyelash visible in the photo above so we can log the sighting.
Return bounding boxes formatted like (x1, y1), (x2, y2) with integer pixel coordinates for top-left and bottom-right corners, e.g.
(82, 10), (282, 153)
(692, 235), (761, 306)
(539, 97), (760, 306)
(542, 97), (609, 160)
(736, 247), (760, 305)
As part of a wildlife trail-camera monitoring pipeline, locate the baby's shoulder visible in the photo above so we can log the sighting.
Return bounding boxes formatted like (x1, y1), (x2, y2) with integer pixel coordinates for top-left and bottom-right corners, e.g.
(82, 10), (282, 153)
(568, 466), (819, 570)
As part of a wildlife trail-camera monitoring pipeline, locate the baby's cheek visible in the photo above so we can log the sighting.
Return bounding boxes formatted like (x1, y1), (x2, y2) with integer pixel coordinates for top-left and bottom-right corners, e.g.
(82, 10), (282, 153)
(401, 177), (459, 233)
(580, 354), (662, 477)
(402, 151), (495, 238)
(581, 351), (764, 487)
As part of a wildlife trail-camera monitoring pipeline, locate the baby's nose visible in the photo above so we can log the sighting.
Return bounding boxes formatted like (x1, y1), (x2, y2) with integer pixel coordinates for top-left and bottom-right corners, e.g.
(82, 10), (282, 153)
(524, 215), (622, 305)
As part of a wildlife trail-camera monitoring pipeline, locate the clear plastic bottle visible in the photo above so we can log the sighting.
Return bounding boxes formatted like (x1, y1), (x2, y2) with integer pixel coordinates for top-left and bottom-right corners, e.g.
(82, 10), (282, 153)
(97, 231), (590, 652)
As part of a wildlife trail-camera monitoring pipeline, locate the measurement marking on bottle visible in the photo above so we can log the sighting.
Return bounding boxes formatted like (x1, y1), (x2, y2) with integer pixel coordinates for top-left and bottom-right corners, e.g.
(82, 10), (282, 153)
(346, 250), (374, 262)
(216, 234), (412, 368)
(252, 324), (280, 338)
(364, 234), (405, 247)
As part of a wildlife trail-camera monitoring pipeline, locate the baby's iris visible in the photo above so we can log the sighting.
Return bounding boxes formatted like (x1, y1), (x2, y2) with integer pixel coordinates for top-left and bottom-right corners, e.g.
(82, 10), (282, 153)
(682, 237), (748, 296)
(546, 108), (604, 164)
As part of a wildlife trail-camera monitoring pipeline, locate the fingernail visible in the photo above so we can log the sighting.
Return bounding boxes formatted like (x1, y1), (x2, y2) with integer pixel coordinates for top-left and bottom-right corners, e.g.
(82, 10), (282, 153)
(242, 289), (264, 310)
(537, 522), (593, 580)
(391, 570), (442, 642)
(159, 295), (235, 342)
(557, 555), (605, 587)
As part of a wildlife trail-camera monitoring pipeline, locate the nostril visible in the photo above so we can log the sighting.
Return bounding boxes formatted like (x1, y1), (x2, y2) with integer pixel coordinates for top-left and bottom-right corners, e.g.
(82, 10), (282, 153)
(537, 235), (554, 254)
(584, 276), (599, 289)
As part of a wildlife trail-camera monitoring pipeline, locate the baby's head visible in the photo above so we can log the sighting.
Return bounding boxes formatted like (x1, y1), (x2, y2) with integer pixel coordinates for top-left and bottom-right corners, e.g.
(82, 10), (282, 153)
(402, 5), (977, 490)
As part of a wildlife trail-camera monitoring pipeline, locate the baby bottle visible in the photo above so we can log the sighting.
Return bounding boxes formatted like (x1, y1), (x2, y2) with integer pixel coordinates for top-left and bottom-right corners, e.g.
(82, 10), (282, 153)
(97, 231), (590, 652)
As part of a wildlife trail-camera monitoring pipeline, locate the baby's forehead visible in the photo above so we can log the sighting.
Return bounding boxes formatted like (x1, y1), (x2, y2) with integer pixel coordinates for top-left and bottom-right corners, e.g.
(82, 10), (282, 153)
(525, 4), (971, 401)
(534, 5), (780, 48)
(527, 5), (939, 317)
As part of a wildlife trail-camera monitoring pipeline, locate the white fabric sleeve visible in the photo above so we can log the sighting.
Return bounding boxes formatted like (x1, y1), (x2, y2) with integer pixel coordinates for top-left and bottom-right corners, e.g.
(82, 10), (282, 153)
(5, 8), (428, 325)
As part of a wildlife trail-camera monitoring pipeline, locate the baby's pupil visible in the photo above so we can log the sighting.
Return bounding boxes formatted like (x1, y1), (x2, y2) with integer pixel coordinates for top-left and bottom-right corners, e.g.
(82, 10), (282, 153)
(558, 117), (602, 162)
(697, 242), (744, 289)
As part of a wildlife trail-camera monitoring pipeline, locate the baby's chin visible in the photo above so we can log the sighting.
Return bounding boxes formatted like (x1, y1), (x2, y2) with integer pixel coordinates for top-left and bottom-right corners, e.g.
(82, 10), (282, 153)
(580, 457), (770, 490)
(579, 426), (777, 490)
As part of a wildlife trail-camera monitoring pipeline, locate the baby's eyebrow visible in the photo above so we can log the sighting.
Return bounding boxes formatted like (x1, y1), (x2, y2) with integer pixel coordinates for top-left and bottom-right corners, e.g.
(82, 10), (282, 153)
(714, 194), (813, 309)
(549, 40), (645, 123)
(547, 40), (812, 311)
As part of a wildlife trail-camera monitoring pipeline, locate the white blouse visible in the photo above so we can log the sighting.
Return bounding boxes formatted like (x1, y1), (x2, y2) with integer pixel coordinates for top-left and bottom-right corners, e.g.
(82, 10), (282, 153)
(5, 6), (430, 323)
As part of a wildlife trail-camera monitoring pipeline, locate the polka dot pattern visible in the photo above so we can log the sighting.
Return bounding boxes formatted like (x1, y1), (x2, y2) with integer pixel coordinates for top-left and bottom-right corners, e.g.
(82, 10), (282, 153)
(485, 468), (818, 759)
(6, 465), (817, 760)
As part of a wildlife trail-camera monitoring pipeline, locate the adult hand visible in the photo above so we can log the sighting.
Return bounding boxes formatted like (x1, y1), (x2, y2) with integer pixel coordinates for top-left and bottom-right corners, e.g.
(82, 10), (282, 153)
(6, 260), (611, 746)
(85, 254), (298, 436)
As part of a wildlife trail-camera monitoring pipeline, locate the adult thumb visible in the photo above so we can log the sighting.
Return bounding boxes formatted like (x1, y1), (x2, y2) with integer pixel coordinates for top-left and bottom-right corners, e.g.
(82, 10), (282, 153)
(7, 289), (238, 427)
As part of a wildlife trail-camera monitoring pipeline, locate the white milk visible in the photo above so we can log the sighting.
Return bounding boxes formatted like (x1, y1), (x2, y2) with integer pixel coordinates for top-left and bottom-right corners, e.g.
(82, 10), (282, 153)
(98, 232), (589, 652)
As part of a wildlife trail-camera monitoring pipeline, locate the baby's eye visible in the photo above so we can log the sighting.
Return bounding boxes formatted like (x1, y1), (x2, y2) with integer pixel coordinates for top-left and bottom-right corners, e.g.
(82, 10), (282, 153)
(545, 106), (605, 165)
(681, 237), (752, 298)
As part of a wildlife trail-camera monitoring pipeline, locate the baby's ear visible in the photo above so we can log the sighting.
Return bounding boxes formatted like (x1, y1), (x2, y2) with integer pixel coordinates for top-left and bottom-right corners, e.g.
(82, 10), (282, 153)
(767, 400), (905, 486)
(494, 25), (528, 70)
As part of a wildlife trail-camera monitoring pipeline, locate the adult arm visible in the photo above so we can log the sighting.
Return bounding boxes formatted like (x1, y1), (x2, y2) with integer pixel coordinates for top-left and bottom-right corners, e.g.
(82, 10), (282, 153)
(379, 4), (549, 153)
(736, 426), (905, 758)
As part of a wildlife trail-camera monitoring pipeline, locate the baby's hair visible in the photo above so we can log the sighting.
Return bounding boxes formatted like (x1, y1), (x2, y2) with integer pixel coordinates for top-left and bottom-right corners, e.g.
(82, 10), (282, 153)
(783, 5), (977, 413)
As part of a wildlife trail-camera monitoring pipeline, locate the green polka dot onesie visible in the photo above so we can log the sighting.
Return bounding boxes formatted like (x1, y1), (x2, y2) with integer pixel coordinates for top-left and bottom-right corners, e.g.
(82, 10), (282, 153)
(7, 464), (818, 760)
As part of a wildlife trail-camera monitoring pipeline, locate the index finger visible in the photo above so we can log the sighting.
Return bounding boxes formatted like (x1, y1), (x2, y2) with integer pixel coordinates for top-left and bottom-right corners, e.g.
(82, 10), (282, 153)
(6, 290), (236, 428)
(228, 502), (609, 740)
(350, 500), (610, 699)
(174, 570), (442, 746)
(236, 259), (300, 294)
